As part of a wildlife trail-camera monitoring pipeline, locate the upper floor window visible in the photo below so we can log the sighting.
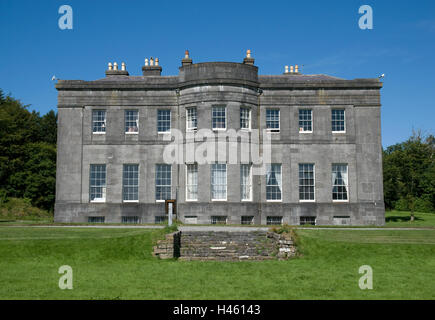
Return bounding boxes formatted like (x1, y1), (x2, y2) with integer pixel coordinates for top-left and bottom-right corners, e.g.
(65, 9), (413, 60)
(299, 163), (315, 201)
(240, 164), (252, 201)
(240, 107), (251, 130)
(332, 109), (345, 132)
(299, 109), (312, 132)
(332, 164), (348, 201)
(89, 164), (106, 202)
(125, 110), (139, 133)
(123, 164), (139, 202)
(92, 110), (106, 133)
(211, 163), (227, 200)
(156, 164), (171, 201)
(186, 107), (197, 131)
(157, 109), (171, 133)
(186, 163), (198, 201)
(212, 106), (226, 130)
(266, 164), (282, 201)
(266, 109), (280, 132)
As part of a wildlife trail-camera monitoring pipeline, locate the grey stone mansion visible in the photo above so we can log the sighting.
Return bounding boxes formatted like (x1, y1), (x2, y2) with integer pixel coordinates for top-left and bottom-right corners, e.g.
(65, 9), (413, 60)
(54, 50), (385, 226)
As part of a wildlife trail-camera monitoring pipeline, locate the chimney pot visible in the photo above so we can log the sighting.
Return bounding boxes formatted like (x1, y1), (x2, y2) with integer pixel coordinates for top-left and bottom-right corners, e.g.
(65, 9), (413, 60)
(108, 62), (113, 70)
(246, 49), (251, 58)
(113, 62), (118, 71)
(290, 65), (294, 73)
(185, 50), (189, 59)
(150, 57), (154, 66)
(285, 65), (289, 73)
(145, 58), (149, 66)
(295, 65), (299, 73)
(121, 62), (126, 71)
(155, 58), (159, 66)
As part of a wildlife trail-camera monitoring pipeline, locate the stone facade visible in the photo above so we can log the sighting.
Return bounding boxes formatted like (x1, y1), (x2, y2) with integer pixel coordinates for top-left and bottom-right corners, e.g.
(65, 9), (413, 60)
(55, 51), (385, 225)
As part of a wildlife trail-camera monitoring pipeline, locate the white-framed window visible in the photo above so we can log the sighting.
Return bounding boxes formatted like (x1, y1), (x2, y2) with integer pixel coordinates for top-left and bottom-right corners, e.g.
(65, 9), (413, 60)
(211, 216), (227, 224)
(240, 107), (251, 130)
(157, 109), (171, 133)
(125, 110), (139, 133)
(92, 110), (106, 133)
(240, 164), (252, 201)
(123, 164), (139, 202)
(299, 109), (312, 132)
(89, 164), (106, 202)
(266, 164), (282, 201)
(241, 216), (254, 225)
(212, 106), (226, 130)
(300, 216), (316, 225)
(332, 109), (345, 132)
(267, 216), (283, 225)
(266, 109), (280, 132)
(299, 163), (315, 201)
(211, 163), (227, 200)
(332, 164), (349, 201)
(156, 164), (171, 201)
(186, 163), (198, 201)
(186, 107), (197, 131)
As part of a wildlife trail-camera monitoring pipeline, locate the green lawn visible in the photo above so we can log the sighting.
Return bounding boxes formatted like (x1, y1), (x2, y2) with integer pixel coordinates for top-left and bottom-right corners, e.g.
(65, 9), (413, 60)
(0, 226), (434, 299)
(384, 210), (435, 228)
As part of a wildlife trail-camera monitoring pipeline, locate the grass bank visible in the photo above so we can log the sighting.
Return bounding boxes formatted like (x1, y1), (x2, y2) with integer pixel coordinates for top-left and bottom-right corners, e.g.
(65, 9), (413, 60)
(0, 226), (433, 299)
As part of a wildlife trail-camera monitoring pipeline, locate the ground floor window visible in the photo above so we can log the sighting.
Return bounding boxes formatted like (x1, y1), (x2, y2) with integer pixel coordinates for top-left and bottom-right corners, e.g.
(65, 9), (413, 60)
(211, 163), (227, 200)
(186, 163), (198, 201)
(122, 216), (139, 224)
(332, 164), (348, 201)
(88, 216), (105, 223)
(123, 164), (139, 201)
(156, 164), (171, 201)
(299, 163), (315, 201)
(240, 164), (252, 201)
(267, 216), (283, 225)
(333, 216), (351, 225)
(89, 164), (106, 202)
(241, 216), (254, 225)
(211, 216), (227, 224)
(266, 164), (282, 201)
(300, 216), (316, 225)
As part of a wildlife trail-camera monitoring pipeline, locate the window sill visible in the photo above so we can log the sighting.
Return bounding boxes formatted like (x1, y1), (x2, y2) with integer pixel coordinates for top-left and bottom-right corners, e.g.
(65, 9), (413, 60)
(158, 131), (171, 135)
(125, 132), (139, 135)
(211, 199), (227, 202)
(332, 200), (349, 203)
(241, 199), (253, 202)
(266, 129), (280, 133)
(266, 200), (282, 202)
(299, 200), (315, 203)
(90, 200), (106, 203)
(185, 199), (198, 202)
(332, 131), (346, 134)
(155, 200), (166, 203)
(123, 200), (139, 203)
(299, 131), (313, 134)
(212, 128), (227, 132)
(93, 132), (106, 135)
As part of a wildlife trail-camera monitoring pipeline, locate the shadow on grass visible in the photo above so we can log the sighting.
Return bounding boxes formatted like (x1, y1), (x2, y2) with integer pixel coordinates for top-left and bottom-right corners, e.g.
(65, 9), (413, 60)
(386, 215), (424, 223)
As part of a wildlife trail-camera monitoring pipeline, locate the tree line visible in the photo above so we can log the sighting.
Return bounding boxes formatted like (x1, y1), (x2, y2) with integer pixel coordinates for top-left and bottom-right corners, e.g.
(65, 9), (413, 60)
(0, 89), (434, 213)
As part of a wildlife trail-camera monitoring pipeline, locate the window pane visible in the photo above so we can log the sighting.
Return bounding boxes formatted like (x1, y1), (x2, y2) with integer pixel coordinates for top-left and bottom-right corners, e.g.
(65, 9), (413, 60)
(332, 109), (345, 132)
(92, 110), (106, 133)
(156, 164), (171, 200)
(299, 109), (312, 132)
(266, 164), (282, 200)
(211, 163), (227, 200)
(332, 164), (348, 200)
(90, 164), (106, 201)
(157, 110), (171, 133)
(123, 164), (139, 201)
(266, 109), (280, 130)
(186, 107), (197, 130)
(240, 107), (250, 129)
(212, 106), (226, 129)
(186, 164), (198, 200)
(240, 164), (252, 200)
(125, 110), (139, 133)
(299, 164), (315, 200)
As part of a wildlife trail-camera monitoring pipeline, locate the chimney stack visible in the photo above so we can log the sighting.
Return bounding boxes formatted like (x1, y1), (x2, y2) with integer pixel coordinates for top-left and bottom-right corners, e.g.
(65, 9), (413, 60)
(142, 56), (162, 76)
(181, 50), (193, 66)
(243, 49), (255, 65)
(105, 61), (129, 77)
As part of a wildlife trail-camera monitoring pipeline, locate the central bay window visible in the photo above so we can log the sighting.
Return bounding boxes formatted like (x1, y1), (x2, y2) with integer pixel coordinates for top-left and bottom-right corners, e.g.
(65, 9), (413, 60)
(186, 107), (197, 131)
(157, 109), (171, 133)
(212, 106), (226, 130)
(156, 164), (171, 201)
(211, 163), (227, 200)
(92, 110), (106, 133)
(299, 109), (312, 132)
(186, 163), (198, 201)
(332, 164), (349, 201)
(299, 163), (315, 201)
(266, 164), (282, 201)
(240, 164), (252, 201)
(266, 109), (280, 132)
(123, 164), (139, 202)
(89, 164), (106, 202)
(240, 107), (251, 130)
(125, 110), (139, 133)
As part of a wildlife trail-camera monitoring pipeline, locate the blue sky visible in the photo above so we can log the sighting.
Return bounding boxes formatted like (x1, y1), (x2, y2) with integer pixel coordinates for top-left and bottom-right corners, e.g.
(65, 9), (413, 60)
(0, 0), (434, 147)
